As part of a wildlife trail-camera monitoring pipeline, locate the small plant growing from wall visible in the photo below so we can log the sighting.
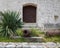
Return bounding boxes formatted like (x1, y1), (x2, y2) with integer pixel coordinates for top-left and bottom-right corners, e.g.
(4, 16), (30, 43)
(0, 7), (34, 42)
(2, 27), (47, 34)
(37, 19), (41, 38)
(54, 15), (59, 21)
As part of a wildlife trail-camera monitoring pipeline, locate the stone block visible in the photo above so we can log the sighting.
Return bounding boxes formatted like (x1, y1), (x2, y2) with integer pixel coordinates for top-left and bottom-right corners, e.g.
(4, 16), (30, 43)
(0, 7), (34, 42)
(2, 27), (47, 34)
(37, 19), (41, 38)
(46, 42), (56, 48)
(5, 44), (16, 48)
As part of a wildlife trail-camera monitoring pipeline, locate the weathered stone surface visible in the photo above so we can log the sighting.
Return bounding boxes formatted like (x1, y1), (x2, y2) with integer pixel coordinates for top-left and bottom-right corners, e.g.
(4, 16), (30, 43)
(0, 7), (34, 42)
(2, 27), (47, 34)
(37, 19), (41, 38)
(46, 42), (57, 48)
(0, 42), (59, 48)
(5, 44), (16, 48)
(16, 45), (22, 48)
(0, 0), (60, 29)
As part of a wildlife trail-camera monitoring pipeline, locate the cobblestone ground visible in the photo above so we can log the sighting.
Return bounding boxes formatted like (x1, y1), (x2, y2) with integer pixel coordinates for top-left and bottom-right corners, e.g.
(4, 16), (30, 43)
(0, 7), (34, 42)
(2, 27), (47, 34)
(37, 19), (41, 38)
(0, 42), (60, 48)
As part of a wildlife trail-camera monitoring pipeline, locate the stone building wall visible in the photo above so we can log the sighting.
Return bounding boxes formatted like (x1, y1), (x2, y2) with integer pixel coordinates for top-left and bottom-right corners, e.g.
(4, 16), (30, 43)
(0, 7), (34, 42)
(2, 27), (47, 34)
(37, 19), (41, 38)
(0, 0), (60, 29)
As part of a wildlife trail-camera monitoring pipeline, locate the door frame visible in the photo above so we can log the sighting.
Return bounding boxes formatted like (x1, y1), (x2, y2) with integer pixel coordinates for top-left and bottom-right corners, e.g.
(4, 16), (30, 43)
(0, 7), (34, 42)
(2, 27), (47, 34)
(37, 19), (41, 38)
(22, 3), (37, 24)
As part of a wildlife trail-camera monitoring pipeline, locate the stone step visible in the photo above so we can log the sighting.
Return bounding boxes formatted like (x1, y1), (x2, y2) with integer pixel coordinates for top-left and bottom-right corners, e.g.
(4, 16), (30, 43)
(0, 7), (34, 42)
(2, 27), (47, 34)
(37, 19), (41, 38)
(22, 27), (39, 30)
(22, 23), (39, 30)
(22, 23), (37, 28)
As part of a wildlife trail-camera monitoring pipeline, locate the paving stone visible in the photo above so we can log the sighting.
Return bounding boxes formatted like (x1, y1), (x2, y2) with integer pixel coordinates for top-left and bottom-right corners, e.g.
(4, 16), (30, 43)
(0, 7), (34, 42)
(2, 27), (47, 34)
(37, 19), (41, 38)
(46, 42), (57, 48)
(5, 44), (16, 48)
(16, 45), (22, 48)
(22, 42), (28, 45)
(29, 43), (43, 45)
(0, 45), (5, 48)
(22, 43), (30, 48)
(57, 43), (60, 48)
(37, 45), (47, 48)
(30, 45), (38, 48)
(38, 43), (45, 46)
(0, 42), (8, 48)
(3, 42), (8, 46)
(8, 42), (16, 45)
(23, 46), (31, 48)
(35, 43), (46, 48)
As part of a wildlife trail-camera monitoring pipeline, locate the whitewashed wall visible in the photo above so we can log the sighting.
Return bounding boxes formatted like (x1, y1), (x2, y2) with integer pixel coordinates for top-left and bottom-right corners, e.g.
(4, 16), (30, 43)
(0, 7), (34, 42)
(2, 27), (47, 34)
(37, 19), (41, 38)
(0, 0), (60, 29)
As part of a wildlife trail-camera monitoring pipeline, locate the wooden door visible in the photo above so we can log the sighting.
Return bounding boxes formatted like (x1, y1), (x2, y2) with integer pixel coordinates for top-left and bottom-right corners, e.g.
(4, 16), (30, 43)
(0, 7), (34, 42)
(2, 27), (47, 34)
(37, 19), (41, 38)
(23, 5), (36, 23)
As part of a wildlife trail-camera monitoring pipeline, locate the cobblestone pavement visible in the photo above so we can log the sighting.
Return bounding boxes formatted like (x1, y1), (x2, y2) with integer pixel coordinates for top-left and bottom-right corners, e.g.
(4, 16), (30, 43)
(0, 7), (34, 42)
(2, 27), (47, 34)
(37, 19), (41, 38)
(0, 42), (60, 48)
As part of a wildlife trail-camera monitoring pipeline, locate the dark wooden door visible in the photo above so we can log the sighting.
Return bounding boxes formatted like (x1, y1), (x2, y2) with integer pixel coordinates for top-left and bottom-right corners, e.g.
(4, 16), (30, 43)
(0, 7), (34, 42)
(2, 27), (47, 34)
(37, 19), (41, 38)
(23, 5), (36, 23)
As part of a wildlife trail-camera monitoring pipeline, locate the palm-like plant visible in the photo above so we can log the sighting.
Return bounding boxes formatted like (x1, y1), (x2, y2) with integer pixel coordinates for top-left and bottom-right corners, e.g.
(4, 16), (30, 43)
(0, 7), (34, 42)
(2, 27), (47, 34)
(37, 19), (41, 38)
(0, 10), (23, 37)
